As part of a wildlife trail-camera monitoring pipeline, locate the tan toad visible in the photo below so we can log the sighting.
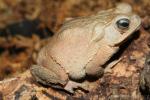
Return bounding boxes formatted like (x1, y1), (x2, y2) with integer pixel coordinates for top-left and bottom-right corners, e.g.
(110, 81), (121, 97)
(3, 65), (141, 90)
(30, 3), (141, 93)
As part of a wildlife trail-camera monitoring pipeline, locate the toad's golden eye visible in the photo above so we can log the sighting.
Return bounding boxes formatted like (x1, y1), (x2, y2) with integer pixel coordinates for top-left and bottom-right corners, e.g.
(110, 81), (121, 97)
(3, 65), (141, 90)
(116, 18), (130, 30)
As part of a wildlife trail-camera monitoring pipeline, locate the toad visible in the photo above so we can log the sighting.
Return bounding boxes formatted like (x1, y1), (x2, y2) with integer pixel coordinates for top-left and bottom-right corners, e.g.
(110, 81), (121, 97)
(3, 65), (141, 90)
(30, 3), (141, 93)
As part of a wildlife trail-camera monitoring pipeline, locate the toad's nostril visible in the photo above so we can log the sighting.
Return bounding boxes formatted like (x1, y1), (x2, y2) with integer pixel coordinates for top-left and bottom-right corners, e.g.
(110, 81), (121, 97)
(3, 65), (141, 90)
(133, 15), (141, 21)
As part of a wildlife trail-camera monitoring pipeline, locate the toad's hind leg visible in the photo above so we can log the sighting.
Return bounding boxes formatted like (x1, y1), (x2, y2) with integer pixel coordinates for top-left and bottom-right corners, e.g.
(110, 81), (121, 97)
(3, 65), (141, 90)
(30, 65), (68, 88)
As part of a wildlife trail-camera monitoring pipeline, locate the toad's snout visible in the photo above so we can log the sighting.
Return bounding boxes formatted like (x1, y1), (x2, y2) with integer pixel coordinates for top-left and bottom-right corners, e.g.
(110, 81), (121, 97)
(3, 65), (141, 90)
(131, 14), (141, 31)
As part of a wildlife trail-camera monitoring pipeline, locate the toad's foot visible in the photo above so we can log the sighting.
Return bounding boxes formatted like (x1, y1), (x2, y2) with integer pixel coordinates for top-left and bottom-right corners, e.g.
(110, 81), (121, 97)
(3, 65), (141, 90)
(64, 80), (91, 93)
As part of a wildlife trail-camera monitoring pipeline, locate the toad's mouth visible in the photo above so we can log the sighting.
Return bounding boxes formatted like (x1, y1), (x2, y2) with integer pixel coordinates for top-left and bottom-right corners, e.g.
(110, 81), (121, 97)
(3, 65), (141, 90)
(114, 29), (139, 46)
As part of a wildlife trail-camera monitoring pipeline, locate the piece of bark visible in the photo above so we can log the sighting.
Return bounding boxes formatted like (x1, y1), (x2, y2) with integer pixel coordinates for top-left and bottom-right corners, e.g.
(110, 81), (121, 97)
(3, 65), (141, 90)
(0, 66), (143, 100)
(0, 71), (70, 100)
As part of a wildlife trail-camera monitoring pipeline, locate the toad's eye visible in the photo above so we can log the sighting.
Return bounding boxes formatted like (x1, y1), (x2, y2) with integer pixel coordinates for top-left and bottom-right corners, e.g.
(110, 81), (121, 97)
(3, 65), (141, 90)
(116, 18), (130, 30)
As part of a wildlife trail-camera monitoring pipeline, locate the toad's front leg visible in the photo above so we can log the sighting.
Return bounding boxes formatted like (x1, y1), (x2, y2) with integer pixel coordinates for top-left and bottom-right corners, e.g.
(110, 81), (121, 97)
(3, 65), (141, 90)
(104, 58), (122, 73)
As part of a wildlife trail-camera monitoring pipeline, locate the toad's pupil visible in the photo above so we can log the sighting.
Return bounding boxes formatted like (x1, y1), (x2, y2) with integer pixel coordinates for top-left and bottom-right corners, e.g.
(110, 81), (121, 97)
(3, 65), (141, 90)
(116, 18), (130, 29)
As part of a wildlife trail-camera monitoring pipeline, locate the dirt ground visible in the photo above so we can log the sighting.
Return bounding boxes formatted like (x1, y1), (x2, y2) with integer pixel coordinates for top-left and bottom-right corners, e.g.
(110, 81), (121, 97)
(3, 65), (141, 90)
(0, 0), (150, 99)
